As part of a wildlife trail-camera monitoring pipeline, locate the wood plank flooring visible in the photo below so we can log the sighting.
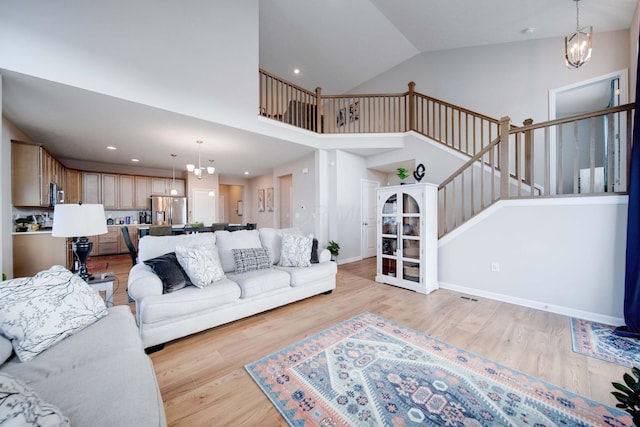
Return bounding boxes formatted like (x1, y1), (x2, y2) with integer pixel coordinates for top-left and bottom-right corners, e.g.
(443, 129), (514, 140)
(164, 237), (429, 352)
(99, 254), (628, 426)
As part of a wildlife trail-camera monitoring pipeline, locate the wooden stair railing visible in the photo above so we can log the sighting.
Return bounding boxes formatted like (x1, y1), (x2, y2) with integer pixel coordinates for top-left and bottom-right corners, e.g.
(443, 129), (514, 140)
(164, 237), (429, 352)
(438, 103), (635, 237)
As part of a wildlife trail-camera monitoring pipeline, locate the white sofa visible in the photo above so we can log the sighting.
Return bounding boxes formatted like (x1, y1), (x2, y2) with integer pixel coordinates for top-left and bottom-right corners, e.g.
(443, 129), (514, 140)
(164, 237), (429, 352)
(128, 228), (337, 349)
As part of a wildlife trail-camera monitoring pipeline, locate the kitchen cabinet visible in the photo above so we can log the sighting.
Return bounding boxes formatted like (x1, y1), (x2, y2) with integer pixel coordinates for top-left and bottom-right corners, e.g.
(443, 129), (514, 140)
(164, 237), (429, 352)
(97, 226), (119, 255)
(151, 177), (185, 196)
(375, 183), (438, 294)
(83, 172), (101, 204)
(151, 178), (169, 195)
(134, 176), (151, 209)
(13, 233), (69, 277)
(65, 169), (83, 204)
(101, 174), (118, 210)
(11, 141), (65, 207)
(118, 175), (135, 209)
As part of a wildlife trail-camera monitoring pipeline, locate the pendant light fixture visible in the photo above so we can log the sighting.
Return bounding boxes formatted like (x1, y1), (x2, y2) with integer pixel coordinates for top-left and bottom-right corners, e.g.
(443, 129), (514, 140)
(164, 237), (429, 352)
(186, 140), (215, 180)
(170, 154), (178, 196)
(564, 0), (592, 69)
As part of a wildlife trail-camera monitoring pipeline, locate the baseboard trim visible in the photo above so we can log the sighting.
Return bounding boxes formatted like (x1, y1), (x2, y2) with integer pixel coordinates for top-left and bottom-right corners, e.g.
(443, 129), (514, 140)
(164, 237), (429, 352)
(439, 281), (624, 326)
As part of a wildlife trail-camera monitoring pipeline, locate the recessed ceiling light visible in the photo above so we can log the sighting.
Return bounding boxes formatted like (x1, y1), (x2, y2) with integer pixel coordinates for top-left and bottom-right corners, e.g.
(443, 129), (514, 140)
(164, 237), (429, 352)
(106, 146), (117, 150)
(521, 28), (535, 34)
(131, 158), (140, 163)
(294, 68), (300, 74)
(244, 171), (250, 175)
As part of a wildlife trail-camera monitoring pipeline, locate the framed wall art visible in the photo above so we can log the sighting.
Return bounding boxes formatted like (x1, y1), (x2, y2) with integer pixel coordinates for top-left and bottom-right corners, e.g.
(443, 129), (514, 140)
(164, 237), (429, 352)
(258, 189), (265, 212)
(266, 187), (274, 212)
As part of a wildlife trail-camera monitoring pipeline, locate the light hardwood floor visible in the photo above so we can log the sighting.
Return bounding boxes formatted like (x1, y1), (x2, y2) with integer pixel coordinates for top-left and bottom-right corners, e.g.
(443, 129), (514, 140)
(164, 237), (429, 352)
(98, 254), (628, 426)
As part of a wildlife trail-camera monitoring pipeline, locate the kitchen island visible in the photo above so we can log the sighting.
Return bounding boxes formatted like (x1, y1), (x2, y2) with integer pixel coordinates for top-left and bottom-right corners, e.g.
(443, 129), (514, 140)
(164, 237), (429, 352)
(12, 230), (70, 278)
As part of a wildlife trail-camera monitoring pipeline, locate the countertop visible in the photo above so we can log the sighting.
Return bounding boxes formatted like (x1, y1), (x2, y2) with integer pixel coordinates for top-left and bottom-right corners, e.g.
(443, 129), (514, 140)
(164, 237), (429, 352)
(12, 230), (53, 235)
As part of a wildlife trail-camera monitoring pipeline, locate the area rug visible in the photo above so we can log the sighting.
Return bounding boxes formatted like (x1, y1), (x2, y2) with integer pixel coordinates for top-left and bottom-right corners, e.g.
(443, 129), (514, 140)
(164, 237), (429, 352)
(571, 317), (640, 368)
(246, 312), (631, 426)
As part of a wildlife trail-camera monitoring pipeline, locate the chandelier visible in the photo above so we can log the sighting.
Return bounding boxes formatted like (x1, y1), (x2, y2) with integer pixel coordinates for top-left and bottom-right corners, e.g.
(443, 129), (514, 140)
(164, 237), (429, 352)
(564, 0), (592, 69)
(186, 140), (215, 179)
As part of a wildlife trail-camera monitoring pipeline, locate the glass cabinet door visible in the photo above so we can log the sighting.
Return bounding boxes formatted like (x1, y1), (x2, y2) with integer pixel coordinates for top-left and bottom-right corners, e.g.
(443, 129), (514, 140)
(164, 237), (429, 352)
(400, 193), (421, 283)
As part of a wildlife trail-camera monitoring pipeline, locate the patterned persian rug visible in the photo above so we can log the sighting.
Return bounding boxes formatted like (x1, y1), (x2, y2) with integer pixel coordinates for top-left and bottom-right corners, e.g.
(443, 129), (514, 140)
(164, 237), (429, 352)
(246, 312), (631, 426)
(571, 317), (640, 368)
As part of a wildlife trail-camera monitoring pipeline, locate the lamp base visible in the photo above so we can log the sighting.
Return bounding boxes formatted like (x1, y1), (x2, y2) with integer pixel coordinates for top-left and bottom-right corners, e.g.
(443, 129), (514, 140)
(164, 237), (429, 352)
(72, 237), (94, 282)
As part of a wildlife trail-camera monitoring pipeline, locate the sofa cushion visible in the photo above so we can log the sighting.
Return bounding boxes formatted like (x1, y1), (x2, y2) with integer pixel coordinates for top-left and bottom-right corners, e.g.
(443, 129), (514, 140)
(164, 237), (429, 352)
(144, 252), (192, 293)
(0, 373), (70, 426)
(227, 269), (290, 298)
(232, 248), (271, 274)
(278, 233), (313, 267)
(215, 230), (262, 273)
(0, 266), (107, 362)
(138, 232), (216, 262)
(0, 336), (12, 365)
(258, 227), (302, 265)
(275, 262), (338, 287)
(175, 245), (225, 288)
(138, 279), (241, 325)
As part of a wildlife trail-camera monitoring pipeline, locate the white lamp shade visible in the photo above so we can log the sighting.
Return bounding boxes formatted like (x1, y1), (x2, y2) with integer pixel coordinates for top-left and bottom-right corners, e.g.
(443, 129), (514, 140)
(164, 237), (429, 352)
(52, 203), (108, 237)
(186, 164), (195, 172)
(207, 166), (215, 174)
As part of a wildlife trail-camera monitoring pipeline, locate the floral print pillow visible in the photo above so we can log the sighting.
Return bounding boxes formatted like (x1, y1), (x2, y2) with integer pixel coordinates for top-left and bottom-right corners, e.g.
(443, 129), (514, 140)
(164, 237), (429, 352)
(278, 233), (313, 267)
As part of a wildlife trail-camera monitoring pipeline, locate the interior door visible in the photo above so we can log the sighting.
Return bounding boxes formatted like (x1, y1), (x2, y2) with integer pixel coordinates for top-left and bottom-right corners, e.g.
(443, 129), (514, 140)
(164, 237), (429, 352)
(361, 179), (378, 258)
(192, 190), (215, 225)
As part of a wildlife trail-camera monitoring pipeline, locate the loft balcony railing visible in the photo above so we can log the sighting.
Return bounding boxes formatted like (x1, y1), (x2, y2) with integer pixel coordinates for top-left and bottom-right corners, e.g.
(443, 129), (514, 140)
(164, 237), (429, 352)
(259, 69), (635, 237)
(260, 69), (499, 158)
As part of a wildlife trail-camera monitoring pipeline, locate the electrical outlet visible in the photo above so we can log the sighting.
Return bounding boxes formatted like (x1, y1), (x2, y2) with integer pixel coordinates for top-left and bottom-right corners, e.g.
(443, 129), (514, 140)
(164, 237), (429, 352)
(490, 262), (500, 272)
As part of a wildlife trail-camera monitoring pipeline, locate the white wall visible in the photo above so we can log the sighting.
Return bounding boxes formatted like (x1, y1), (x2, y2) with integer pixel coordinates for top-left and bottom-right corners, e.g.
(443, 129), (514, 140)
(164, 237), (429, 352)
(273, 153), (317, 235)
(352, 31), (630, 125)
(0, 0), (260, 130)
(249, 174), (275, 228)
(439, 196), (628, 323)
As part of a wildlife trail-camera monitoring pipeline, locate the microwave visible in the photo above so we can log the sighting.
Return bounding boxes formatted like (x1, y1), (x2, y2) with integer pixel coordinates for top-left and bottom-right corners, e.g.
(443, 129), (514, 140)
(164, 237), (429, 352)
(49, 183), (65, 206)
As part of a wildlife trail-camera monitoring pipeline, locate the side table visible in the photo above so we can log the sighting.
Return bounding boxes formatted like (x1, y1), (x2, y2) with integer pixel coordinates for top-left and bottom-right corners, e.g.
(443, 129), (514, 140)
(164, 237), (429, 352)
(86, 275), (115, 306)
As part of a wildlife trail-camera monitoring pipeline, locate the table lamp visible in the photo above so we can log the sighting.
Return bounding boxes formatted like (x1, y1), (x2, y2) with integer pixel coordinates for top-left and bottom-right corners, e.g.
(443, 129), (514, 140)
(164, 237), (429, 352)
(52, 202), (108, 281)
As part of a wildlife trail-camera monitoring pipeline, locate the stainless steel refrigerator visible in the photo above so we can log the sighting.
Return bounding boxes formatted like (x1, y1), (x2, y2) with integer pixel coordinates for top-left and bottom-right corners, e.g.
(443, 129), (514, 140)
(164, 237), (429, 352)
(150, 196), (187, 225)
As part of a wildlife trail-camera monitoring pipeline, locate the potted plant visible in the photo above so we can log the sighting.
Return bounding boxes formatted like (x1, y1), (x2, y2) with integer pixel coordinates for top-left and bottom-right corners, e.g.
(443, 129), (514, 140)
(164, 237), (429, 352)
(611, 366), (640, 425)
(327, 240), (340, 261)
(396, 167), (410, 184)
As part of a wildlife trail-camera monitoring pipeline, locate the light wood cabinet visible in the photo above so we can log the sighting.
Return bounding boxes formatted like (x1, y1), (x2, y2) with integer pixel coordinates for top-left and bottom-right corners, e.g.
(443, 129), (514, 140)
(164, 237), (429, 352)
(11, 141), (65, 207)
(97, 227), (119, 255)
(134, 176), (151, 209)
(151, 178), (169, 195)
(83, 172), (101, 204)
(101, 174), (118, 209)
(376, 183), (438, 294)
(65, 169), (83, 204)
(118, 175), (135, 210)
(13, 233), (69, 278)
(12, 142), (41, 207)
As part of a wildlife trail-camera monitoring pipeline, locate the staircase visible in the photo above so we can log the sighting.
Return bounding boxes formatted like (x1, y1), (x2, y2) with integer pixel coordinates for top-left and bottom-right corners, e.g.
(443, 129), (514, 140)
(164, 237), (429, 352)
(259, 69), (635, 237)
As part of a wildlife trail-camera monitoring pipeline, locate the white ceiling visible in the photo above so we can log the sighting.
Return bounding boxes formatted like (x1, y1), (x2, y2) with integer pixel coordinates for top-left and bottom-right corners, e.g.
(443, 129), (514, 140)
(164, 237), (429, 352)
(1, 0), (636, 176)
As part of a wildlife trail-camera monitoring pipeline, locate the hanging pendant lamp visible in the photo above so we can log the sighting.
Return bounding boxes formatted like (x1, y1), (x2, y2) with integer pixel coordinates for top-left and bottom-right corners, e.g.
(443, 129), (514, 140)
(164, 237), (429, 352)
(564, 0), (592, 69)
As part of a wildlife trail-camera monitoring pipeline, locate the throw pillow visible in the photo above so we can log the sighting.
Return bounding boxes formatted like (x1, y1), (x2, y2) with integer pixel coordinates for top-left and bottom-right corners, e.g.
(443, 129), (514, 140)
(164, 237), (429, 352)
(0, 265), (108, 362)
(143, 252), (192, 293)
(232, 248), (272, 274)
(310, 238), (319, 264)
(0, 335), (12, 365)
(279, 233), (313, 267)
(0, 373), (70, 426)
(175, 245), (226, 288)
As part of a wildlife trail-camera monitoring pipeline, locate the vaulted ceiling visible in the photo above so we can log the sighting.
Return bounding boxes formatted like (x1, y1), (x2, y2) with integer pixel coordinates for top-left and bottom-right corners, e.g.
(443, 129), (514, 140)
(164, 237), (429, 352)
(1, 0), (636, 176)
